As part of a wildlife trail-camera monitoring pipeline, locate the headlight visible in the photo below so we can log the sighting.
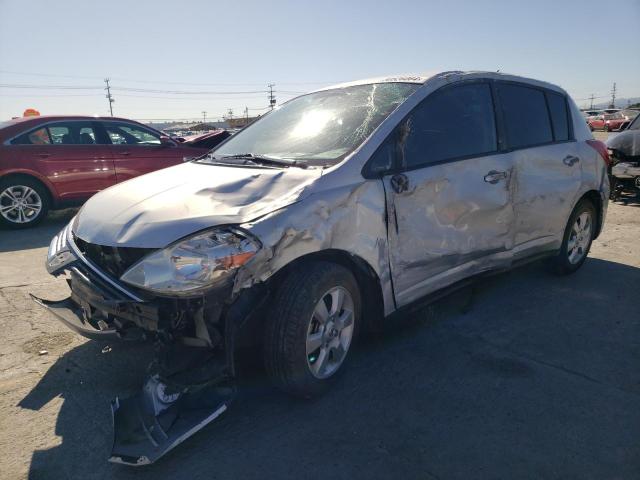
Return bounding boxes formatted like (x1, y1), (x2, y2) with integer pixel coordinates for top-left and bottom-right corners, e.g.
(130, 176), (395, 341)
(46, 221), (75, 274)
(120, 227), (260, 295)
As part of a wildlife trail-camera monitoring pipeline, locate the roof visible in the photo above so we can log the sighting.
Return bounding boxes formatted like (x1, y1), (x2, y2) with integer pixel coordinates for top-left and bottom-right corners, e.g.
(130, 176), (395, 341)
(314, 74), (435, 92)
(314, 71), (567, 96)
(6, 115), (135, 123)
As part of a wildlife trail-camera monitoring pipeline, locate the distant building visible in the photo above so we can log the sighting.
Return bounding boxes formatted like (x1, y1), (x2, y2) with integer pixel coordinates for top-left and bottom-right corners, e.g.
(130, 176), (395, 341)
(225, 116), (260, 129)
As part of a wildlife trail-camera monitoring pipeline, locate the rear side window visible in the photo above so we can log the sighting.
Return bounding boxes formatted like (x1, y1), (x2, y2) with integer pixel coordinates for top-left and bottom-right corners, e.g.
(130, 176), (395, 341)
(11, 127), (52, 145)
(546, 91), (570, 141)
(398, 82), (498, 168)
(497, 83), (553, 149)
(11, 122), (101, 145)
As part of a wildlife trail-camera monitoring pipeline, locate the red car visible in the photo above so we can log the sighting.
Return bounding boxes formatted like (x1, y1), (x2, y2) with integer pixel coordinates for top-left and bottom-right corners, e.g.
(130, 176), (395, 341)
(0, 116), (211, 228)
(588, 110), (639, 132)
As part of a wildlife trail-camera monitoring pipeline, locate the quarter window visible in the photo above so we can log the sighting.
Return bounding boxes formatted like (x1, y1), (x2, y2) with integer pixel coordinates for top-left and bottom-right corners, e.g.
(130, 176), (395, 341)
(497, 84), (553, 149)
(398, 83), (498, 169)
(545, 91), (569, 141)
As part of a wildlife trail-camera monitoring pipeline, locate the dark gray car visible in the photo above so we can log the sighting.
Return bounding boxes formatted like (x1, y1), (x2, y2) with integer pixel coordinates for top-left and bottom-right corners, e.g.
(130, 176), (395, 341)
(36, 71), (610, 465)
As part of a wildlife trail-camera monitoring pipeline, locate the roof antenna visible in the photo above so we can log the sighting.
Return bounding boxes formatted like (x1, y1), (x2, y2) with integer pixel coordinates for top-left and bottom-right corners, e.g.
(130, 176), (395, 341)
(496, 68), (501, 73)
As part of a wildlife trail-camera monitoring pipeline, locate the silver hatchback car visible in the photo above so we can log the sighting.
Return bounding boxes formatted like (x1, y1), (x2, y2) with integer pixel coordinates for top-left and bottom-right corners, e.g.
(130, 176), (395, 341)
(37, 71), (610, 465)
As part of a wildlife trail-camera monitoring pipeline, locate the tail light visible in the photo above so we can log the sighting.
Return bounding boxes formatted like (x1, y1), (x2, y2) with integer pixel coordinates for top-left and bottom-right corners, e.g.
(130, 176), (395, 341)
(586, 139), (610, 166)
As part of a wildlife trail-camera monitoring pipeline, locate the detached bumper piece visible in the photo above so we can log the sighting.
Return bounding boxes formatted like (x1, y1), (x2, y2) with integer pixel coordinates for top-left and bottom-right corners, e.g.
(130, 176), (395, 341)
(30, 294), (120, 341)
(110, 376), (234, 466)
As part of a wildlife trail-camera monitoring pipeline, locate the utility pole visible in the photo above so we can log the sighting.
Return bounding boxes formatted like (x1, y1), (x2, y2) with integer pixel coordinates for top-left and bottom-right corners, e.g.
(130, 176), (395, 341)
(202, 111), (207, 124)
(104, 78), (114, 116)
(268, 83), (276, 110)
(244, 106), (249, 125)
(589, 94), (595, 110)
(610, 82), (617, 109)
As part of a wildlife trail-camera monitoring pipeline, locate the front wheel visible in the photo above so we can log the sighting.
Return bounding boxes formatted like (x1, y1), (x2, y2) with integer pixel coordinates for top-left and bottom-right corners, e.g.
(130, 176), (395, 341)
(551, 199), (596, 275)
(264, 262), (361, 398)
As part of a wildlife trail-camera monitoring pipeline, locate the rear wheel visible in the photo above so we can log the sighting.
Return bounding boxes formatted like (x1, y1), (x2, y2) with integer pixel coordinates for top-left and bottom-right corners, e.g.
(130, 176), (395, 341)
(0, 178), (50, 229)
(264, 262), (361, 398)
(551, 199), (596, 275)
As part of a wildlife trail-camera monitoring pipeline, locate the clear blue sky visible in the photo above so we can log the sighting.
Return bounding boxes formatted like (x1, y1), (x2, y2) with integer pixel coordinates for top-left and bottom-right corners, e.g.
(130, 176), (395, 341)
(1, 0), (639, 121)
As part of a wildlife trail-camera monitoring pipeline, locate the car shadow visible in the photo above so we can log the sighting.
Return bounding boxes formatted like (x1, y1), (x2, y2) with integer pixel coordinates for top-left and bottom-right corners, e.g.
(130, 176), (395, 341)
(20, 257), (640, 479)
(611, 195), (640, 207)
(0, 208), (78, 252)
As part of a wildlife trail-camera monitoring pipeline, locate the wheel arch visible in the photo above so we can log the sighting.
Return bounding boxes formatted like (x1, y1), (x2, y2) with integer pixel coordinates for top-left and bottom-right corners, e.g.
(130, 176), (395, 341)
(578, 189), (604, 239)
(268, 249), (386, 334)
(0, 171), (57, 206)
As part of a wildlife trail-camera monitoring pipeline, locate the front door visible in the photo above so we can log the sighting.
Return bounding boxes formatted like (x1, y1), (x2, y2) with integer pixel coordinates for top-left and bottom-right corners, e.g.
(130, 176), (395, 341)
(101, 121), (186, 182)
(378, 82), (516, 307)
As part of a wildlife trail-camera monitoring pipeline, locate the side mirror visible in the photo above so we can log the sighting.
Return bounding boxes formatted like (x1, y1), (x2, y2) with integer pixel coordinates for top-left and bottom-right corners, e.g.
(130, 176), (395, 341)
(160, 135), (174, 147)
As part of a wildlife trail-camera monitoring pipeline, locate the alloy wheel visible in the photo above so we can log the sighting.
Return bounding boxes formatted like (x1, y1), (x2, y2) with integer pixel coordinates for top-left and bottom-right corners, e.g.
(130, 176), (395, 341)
(306, 286), (355, 379)
(567, 211), (592, 264)
(0, 185), (43, 224)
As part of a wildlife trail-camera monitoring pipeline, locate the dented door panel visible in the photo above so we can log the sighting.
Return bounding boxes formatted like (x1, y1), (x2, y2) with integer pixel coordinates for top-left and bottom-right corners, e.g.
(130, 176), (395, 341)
(510, 142), (583, 259)
(385, 154), (515, 307)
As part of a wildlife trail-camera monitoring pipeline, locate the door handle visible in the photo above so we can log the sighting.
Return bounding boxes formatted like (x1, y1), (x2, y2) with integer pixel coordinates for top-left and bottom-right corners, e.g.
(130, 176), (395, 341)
(38, 153), (51, 158)
(483, 170), (508, 184)
(563, 155), (580, 166)
(390, 173), (409, 193)
(118, 151), (131, 156)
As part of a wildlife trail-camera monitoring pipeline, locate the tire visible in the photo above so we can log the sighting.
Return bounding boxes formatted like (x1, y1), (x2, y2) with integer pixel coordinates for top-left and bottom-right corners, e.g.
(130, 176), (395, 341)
(0, 177), (50, 229)
(551, 199), (596, 275)
(264, 261), (361, 398)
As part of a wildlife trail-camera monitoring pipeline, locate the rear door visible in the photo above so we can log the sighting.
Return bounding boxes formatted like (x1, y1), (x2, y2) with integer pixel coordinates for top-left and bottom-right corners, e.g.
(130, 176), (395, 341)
(376, 81), (516, 307)
(591, 115), (605, 130)
(11, 121), (116, 202)
(101, 121), (188, 182)
(494, 83), (582, 258)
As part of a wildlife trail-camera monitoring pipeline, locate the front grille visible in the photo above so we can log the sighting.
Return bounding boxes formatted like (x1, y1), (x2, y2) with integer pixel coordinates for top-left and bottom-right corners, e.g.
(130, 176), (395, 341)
(73, 235), (156, 279)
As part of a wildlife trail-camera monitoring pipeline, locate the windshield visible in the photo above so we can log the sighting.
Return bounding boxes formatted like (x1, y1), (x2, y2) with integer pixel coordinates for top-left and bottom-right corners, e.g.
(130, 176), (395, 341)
(629, 113), (640, 130)
(210, 82), (419, 166)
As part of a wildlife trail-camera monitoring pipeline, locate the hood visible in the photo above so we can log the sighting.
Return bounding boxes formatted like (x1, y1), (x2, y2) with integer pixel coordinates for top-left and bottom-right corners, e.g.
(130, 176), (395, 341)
(606, 129), (640, 157)
(74, 161), (322, 248)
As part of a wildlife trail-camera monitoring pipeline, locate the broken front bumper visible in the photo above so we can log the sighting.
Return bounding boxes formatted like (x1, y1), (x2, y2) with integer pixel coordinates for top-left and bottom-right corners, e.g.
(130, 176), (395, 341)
(110, 376), (234, 466)
(30, 294), (120, 341)
(34, 223), (267, 465)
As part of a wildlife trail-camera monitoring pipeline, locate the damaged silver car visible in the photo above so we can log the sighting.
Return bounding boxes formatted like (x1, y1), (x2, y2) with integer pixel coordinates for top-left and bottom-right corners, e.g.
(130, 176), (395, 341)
(35, 71), (610, 465)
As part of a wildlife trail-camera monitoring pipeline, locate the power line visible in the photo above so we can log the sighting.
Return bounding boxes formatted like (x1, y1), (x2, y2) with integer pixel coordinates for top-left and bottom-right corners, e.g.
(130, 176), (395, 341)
(0, 83), (101, 90)
(0, 83), (271, 95)
(0, 69), (345, 87)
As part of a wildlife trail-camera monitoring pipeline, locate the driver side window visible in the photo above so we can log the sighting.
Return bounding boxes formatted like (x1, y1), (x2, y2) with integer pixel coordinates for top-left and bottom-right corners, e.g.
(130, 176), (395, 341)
(103, 122), (160, 145)
(398, 82), (498, 169)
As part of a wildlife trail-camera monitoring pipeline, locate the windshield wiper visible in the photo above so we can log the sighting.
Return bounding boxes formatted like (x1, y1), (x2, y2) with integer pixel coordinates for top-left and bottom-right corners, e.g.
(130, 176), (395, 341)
(220, 153), (307, 168)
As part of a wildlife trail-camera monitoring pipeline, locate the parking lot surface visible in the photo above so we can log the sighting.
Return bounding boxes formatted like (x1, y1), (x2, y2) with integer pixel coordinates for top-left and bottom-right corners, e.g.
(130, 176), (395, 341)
(0, 138), (638, 478)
